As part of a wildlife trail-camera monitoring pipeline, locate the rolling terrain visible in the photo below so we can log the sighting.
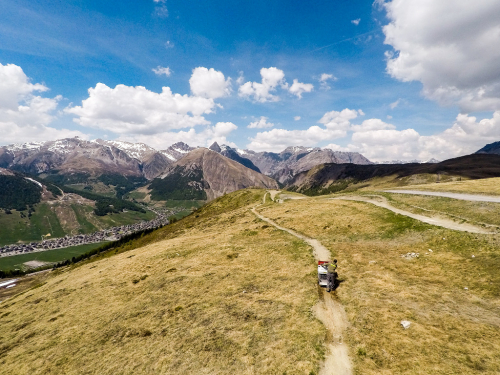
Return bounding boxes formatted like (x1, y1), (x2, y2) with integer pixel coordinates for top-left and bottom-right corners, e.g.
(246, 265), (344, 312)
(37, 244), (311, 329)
(287, 153), (500, 195)
(2, 186), (500, 374)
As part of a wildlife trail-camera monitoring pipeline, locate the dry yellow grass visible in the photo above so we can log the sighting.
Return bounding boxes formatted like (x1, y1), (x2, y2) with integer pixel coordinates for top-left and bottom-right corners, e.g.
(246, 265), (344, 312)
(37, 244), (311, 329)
(0, 190), (324, 375)
(381, 193), (500, 230)
(259, 198), (500, 374)
(3, 189), (500, 374)
(385, 177), (500, 195)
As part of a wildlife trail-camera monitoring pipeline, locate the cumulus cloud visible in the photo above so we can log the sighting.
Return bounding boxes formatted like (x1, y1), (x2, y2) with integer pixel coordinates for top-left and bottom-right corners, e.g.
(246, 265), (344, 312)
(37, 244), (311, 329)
(152, 66), (172, 77)
(350, 118), (395, 132)
(328, 111), (500, 162)
(382, 0), (500, 112)
(318, 73), (336, 90)
(318, 108), (363, 131)
(238, 67), (287, 102)
(248, 116), (274, 129)
(120, 122), (238, 150)
(288, 79), (314, 99)
(246, 108), (363, 152)
(165, 41), (174, 49)
(351, 18), (361, 25)
(65, 82), (216, 135)
(189, 67), (231, 99)
(247, 126), (346, 152)
(0, 63), (86, 145)
(246, 104), (500, 161)
(294, 116), (301, 121)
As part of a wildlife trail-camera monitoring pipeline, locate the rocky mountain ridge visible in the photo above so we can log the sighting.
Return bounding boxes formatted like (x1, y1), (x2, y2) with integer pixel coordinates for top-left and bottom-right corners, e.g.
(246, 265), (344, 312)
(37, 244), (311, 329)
(237, 146), (373, 183)
(0, 138), (196, 181)
(1, 137), (379, 186)
(150, 148), (279, 201)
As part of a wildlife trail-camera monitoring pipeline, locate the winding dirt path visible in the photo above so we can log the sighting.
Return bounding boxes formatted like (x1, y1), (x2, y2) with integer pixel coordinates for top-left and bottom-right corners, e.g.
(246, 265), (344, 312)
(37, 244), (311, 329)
(251, 205), (352, 375)
(383, 190), (500, 203)
(336, 195), (494, 234)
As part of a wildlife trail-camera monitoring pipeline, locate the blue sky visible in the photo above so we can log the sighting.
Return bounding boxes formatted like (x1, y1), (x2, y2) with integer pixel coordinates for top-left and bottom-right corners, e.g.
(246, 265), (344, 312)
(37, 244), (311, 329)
(1, 0), (500, 161)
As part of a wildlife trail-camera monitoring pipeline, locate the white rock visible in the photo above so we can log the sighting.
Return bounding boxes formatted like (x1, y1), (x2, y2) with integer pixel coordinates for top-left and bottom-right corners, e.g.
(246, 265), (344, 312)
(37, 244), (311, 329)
(401, 320), (411, 329)
(472, 255), (475, 258)
(428, 249), (433, 252)
(464, 287), (468, 290)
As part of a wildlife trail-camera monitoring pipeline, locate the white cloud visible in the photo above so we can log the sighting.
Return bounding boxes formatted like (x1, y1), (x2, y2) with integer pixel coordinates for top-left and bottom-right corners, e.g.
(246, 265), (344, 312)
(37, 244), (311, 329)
(318, 108), (363, 131)
(165, 41), (174, 49)
(0, 63), (48, 110)
(288, 79), (314, 99)
(387, 115), (393, 119)
(65, 82), (216, 135)
(247, 126), (346, 152)
(351, 18), (361, 25)
(238, 67), (287, 103)
(333, 110), (500, 161)
(294, 116), (301, 121)
(0, 63), (86, 145)
(389, 98), (401, 109)
(382, 0), (500, 112)
(246, 104), (500, 161)
(189, 67), (231, 99)
(318, 73), (336, 90)
(236, 72), (245, 85)
(248, 116), (274, 129)
(121, 122), (238, 150)
(152, 66), (172, 77)
(351, 118), (395, 132)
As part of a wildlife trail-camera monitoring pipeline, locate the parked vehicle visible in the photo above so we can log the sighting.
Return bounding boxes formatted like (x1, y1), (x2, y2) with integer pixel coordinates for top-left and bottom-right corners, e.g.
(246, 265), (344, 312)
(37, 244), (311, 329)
(317, 261), (329, 288)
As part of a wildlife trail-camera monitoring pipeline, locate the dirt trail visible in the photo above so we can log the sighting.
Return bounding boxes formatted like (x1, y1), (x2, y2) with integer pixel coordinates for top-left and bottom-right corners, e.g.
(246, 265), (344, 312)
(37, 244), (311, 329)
(336, 195), (493, 234)
(383, 189), (500, 203)
(251, 206), (352, 375)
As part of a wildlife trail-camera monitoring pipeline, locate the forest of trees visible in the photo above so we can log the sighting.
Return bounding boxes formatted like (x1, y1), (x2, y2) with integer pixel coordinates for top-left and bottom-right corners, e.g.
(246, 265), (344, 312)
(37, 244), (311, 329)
(149, 167), (207, 201)
(0, 175), (42, 210)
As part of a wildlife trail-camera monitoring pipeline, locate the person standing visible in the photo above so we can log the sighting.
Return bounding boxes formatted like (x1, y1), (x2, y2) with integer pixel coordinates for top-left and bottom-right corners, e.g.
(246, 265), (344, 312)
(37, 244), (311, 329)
(327, 259), (338, 292)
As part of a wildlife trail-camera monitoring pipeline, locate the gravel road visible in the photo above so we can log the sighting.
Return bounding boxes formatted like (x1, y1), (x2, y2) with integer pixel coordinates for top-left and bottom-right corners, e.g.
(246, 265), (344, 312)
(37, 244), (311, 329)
(252, 202), (352, 375)
(383, 190), (500, 203)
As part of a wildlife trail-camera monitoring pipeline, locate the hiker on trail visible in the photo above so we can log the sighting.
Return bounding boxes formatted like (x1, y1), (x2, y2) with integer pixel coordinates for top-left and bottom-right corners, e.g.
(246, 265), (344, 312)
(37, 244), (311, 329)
(327, 259), (338, 292)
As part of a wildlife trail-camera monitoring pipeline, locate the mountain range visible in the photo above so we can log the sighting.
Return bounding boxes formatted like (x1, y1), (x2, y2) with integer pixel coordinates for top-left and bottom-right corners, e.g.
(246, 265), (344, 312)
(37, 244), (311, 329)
(0, 137), (373, 186)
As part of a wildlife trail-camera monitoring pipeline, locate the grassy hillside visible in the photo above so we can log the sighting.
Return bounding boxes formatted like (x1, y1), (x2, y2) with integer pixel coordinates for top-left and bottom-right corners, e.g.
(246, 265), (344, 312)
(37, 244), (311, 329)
(386, 176), (500, 195)
(0, 190), (325, 375)
(287, 154), (500, 195)
(3, 188), (499, 374)
(259, 196), (500, 374)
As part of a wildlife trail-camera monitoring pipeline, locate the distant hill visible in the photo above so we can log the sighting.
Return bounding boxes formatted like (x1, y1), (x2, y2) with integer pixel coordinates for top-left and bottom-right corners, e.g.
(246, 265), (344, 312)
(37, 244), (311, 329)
(287, 153), (500, 195)
(149, 148), (279, 201)
(476, 141), (500, 155)
(239, 146), (373, 184)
